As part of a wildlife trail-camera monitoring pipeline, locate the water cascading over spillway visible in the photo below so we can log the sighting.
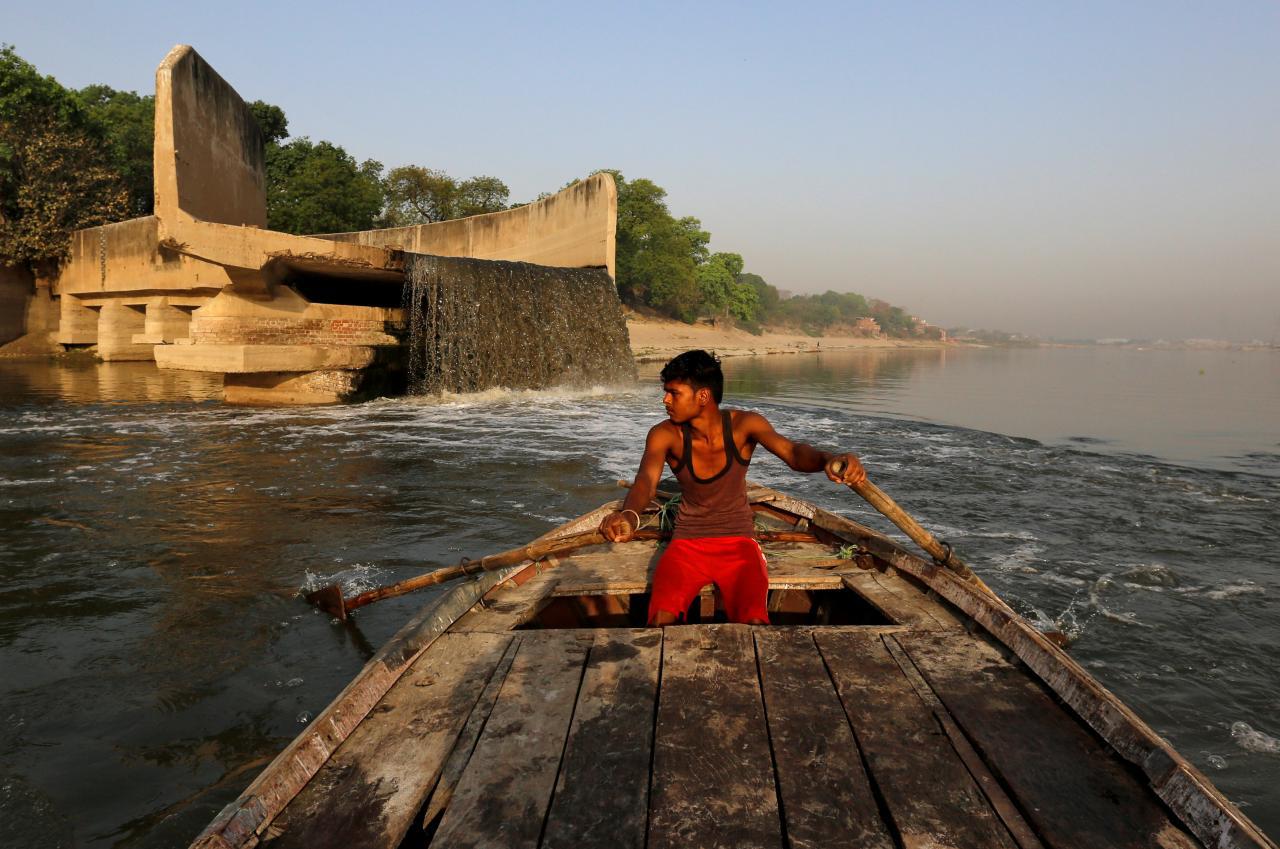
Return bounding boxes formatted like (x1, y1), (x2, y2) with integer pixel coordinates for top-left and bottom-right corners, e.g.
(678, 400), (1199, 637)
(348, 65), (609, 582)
(401, 253), (637, 394)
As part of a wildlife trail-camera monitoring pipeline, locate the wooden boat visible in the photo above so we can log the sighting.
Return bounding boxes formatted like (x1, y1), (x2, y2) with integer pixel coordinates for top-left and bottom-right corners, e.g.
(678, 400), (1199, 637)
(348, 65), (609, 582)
(191, 483), (1276, 849)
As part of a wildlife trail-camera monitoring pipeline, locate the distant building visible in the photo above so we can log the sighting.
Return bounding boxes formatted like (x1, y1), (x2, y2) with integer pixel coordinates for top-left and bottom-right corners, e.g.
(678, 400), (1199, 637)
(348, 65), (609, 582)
(853, 317), (882, 337)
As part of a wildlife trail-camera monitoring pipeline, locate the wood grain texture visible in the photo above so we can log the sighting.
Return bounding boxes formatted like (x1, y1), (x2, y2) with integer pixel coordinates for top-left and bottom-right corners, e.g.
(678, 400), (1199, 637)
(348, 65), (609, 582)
(262, 632), (512, 849)
(754, 628), (893, 849)
(816, 630), (1017, 849)
(541, 630), (663, 849)
(428, 631), (590, 849)
(648, 624), (783, 849)
(842, 571), (958, 630)
(897, 632), (1199, 849)
(419, 637), (521, 831)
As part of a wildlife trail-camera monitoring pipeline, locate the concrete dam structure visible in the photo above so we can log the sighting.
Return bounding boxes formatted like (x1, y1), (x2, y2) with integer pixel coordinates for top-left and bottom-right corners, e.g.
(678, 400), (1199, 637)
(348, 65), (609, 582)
(0, 45), (633, 403)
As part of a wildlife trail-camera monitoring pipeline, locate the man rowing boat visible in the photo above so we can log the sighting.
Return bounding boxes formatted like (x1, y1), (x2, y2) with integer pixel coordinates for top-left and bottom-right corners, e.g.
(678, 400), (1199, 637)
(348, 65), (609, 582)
(601, 349), (867, 626)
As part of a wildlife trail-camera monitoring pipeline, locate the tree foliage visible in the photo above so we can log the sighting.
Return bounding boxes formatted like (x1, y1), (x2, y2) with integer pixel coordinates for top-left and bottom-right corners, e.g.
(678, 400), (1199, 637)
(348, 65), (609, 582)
(603, 170), (711, 321)
(265, 138), (384, 234)
(77, 84), (154, 216)
(382, 166), (509, 226)
(247, 100), (288, 144)
(0, 46), (129, 268)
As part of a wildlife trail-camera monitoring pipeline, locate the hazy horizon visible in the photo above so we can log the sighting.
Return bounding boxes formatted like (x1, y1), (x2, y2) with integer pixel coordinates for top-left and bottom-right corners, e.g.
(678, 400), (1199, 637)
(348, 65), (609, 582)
(6, 1), (1278, 341)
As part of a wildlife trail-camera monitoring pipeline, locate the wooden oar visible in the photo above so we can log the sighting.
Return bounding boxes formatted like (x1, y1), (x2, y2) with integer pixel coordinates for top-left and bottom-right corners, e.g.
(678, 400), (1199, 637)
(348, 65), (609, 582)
(829, 458), (1001, 599)
(306, 529), (607, 621)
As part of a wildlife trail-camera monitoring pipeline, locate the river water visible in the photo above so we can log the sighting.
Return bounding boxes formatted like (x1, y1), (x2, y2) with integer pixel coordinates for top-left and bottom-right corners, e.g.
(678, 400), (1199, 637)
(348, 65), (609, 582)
(1, 346), (1277, 847)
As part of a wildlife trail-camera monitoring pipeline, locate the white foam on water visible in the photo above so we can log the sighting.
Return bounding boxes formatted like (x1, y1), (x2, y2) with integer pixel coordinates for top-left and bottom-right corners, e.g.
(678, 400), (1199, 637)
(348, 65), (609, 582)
(1232, 721), (1280, 754)
(1206, 581), (1266, 601)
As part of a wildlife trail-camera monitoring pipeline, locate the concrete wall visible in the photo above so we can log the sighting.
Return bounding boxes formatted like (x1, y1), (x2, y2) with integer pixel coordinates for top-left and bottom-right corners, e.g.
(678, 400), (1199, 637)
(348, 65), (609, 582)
(154, 45), (267, 228)
(324, 173), (617, 277)
(0, 266), (34, 345)
(57, 217), (234, 297)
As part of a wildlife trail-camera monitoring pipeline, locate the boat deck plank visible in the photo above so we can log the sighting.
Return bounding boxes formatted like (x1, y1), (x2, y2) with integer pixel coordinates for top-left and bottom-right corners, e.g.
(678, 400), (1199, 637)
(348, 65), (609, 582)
(428, 631), (590, 849)
(263, 631), (512, 849)
(648, 624), (783, 849)
(419, 638), (521, 833)
(816, 630), (1020, 849)
(898, 632), (1200, 849)
(755, 629), (895, 849)
(842, 570), (961, 630)
(541, 629), (663, 849)
(451, 568), (562, 633)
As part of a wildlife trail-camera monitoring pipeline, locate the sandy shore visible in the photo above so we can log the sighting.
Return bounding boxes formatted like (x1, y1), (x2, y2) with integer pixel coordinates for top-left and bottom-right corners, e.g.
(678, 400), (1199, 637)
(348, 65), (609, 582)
(626, 312), (949, 362)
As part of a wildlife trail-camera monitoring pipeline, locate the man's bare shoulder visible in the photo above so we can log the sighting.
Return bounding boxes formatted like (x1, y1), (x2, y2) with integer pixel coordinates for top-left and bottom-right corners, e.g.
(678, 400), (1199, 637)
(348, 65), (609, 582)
(730, 409), (773, 433)
(646, 420), (680, 444)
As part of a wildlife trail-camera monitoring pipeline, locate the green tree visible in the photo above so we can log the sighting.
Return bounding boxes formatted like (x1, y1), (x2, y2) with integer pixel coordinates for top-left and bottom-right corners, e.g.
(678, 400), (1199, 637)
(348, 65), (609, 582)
(383, 167), (510, 226)
(599, 170), (710, 321)
(738, 272), (780, 322)
(695, 252), (744, 316)
(455, 175), (509, 218)
(76, 84), (154, 216)
(0, 46), (128, 268)
(265, 138), (383, 234)
(247, 100), (288, 144)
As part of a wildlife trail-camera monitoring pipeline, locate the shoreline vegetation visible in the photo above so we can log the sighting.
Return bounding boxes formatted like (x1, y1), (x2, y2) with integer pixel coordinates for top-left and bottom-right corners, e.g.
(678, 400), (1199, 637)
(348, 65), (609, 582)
(626, 310), (953, 363)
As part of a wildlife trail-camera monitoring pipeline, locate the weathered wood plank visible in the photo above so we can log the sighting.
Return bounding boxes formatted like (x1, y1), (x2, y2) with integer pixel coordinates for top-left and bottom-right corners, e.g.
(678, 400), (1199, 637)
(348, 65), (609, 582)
(419, 636), (521, 832)
(450, 566), (561, 632)
(191, 566), (525, 849)
(541, 630), (663, 849)
(428, 631), (590, 849)
(874, 568), (966, 628)
(649, 624), (782, 849)
(842, 571), (956, 630)
(754, 629), (893, 849)
(849, 538), (1275, 849)
(880, 638), (1046, 849)
(897, 632), (1199, 849)
(816, 630), (1018, 849)
(262, 632), (513, 849)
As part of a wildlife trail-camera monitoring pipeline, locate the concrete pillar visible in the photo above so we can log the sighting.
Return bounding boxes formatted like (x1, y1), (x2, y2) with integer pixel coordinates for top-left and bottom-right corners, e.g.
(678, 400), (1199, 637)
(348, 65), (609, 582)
(138, 298), (192, 343)
(98, 301), (153, 361)
(58, 296), (100, 345)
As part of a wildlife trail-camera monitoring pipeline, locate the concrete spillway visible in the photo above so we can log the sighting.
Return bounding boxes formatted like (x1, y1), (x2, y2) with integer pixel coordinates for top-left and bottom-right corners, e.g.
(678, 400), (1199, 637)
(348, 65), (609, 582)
(402, 254), (635, 395)
(3, 45), (624, 405)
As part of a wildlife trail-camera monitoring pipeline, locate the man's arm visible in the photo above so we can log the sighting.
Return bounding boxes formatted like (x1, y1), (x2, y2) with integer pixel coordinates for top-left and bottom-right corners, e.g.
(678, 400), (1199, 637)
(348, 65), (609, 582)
(738, 411), (868, 485)
(600, 424), (674, 542)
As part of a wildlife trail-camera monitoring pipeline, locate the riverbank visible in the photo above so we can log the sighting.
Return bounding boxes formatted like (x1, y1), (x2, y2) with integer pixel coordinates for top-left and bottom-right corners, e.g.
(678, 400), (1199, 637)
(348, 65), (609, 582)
(626, 312), (950, 362)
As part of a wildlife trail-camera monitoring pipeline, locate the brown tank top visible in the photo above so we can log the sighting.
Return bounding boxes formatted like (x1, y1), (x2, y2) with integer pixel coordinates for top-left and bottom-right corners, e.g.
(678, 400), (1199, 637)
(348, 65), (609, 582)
(670, 410), (756, 540)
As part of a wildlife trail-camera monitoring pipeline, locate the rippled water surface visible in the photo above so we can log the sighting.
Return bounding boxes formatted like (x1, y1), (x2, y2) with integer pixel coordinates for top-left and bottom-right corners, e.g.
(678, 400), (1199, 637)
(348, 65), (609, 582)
(1, 348), (1277, 846)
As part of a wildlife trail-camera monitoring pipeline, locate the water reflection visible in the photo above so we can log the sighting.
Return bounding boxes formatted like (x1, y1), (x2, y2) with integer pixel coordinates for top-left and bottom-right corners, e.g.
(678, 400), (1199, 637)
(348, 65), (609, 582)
(0, 361), (221, 404)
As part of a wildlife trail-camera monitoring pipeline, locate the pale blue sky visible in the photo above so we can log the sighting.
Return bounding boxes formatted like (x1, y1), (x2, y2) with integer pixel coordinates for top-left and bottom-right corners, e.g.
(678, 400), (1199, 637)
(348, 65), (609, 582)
(6, 1), (1278, 340)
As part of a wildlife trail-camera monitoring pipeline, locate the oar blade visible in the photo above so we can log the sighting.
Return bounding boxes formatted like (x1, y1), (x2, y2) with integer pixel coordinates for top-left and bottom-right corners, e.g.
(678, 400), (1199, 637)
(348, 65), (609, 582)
(306, 584), (348, 621)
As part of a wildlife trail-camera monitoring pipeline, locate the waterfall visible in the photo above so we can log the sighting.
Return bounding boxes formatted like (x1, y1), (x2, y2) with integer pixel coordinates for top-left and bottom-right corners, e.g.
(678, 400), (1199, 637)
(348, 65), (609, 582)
(400, 254), (636, 395)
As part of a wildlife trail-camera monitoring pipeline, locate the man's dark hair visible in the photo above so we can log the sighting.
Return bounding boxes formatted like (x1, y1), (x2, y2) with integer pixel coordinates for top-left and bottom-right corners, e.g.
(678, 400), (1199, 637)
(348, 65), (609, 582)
(661, 349), (724, 403)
